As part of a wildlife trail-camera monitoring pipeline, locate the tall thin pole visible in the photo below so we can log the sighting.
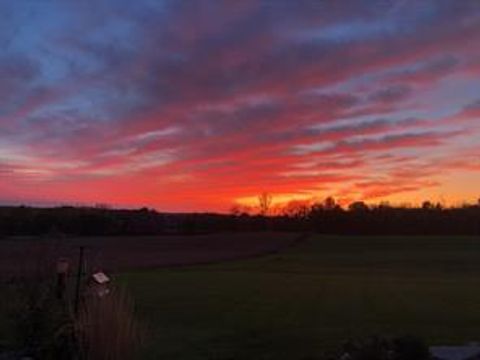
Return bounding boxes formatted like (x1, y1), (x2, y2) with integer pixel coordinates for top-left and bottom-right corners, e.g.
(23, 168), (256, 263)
(74, 246), (84, 315)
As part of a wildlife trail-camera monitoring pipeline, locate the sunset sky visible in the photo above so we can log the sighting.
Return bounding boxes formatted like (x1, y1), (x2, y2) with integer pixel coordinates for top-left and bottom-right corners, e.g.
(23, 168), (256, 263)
(0, 0), (479, 212)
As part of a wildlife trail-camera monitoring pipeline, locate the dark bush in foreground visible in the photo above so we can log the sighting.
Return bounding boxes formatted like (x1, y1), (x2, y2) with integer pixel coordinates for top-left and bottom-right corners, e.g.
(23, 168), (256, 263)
(327, 335), (431, 360)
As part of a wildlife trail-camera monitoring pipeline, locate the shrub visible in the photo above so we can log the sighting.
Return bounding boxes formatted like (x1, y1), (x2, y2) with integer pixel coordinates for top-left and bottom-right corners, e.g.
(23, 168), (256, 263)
(75, 286), (143, 360)
(3, 245), (76, 359)
(330, 336), (431, 360)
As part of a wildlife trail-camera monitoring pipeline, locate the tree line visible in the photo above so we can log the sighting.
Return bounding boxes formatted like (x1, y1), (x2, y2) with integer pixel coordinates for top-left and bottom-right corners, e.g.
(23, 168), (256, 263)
(1, 197), (479, 237)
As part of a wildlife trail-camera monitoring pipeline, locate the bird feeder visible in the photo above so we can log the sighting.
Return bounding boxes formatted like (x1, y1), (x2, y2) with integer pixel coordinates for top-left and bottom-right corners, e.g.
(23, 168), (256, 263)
(88, 271), (111, 298)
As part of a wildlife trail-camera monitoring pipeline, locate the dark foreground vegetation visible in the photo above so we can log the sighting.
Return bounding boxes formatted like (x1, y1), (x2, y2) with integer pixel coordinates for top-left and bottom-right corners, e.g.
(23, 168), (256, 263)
(1, 198), (480, 237)
(0, 264), (142, 359)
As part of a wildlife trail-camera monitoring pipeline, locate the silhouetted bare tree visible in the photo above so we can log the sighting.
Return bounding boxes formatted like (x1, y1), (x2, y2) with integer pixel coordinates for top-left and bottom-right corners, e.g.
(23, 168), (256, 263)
(258, 192), (273, 216)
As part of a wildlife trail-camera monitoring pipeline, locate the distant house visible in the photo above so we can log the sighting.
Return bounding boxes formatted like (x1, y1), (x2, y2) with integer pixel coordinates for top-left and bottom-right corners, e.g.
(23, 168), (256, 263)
(430, 345), (480, 360)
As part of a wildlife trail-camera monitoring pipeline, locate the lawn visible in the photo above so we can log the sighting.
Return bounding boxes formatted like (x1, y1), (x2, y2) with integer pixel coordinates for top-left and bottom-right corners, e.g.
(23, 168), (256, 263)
(119, 235), (480, 359)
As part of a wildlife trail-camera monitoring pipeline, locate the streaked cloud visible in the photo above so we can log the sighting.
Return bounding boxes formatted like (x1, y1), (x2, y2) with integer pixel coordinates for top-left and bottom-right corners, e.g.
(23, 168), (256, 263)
(0, 0), (479, 211)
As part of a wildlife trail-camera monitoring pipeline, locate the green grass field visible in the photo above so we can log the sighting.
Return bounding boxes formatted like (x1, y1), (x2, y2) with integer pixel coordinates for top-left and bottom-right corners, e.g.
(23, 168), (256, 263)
(119, 235), (480, 359)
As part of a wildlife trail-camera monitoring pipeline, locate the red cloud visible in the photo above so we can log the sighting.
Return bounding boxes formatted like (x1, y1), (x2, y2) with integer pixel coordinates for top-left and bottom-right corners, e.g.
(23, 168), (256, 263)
(2, 1), (480, 211)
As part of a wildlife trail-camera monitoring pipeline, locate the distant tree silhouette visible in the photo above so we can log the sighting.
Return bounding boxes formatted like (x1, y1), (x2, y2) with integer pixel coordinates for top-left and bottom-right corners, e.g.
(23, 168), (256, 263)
(421, 201), (433, 210)
(230, 204), (252, 216)
(258, 192), (273, 216)
(1, 198), (480, 236)
(348, 201), (369, 212)
(323, 196), (338, 211)
(282, 200), (310, 218)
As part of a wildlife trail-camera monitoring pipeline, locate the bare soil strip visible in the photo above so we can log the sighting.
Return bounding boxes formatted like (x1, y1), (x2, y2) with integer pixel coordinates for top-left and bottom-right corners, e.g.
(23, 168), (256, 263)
(0, 232), (306, 276)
